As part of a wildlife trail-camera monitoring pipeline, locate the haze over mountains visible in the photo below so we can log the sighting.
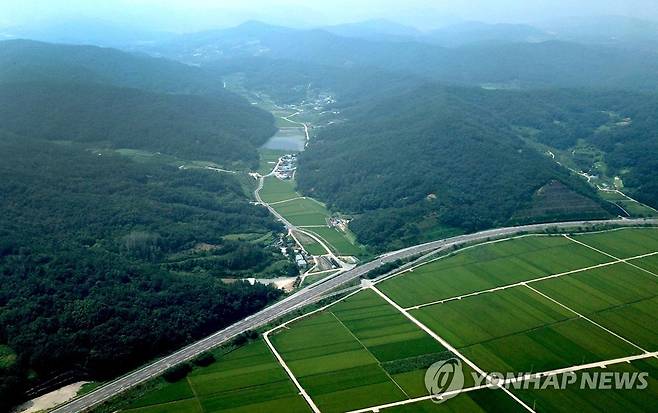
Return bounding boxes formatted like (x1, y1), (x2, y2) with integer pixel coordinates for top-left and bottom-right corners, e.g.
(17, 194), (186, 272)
(2, 8), (658, 411)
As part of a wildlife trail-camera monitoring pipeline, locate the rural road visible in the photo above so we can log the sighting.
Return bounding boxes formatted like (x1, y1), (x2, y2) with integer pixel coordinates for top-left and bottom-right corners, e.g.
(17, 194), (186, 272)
(51, 218), (658, 413)
(254, 158), (348, 266)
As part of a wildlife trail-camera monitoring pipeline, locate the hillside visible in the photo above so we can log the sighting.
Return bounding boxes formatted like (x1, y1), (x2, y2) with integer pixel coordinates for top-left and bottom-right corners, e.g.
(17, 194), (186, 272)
(152, 22), (658, 91)
(296, 86), (613, 249)
(0, 39), (222, 95)
(0, 40), (283, 411)
(470, 88), (658, 210)
(0, 132), (296, 410)
(0, 81), (275, 165)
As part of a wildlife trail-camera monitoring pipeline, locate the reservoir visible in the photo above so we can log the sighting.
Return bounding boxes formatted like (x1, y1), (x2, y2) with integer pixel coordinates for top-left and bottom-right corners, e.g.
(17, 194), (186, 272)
(262, 127), (306, 152)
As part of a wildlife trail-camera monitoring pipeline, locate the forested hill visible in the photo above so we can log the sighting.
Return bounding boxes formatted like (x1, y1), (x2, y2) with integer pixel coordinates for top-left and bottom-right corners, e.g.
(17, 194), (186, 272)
(153, 22), (658, 92)
(297, 86), (613, 249)
(465, 88), (658, 210)
(0, 132), (291, 410)
(0, 39), (222, 95)
(0, 40), (284, 410)
(0, 81), (275, 165)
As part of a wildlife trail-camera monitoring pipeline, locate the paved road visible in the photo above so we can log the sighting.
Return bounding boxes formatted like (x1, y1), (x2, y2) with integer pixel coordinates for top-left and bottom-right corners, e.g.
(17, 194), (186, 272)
(51, 218), (657, 413)
(254, 160), (349, 267)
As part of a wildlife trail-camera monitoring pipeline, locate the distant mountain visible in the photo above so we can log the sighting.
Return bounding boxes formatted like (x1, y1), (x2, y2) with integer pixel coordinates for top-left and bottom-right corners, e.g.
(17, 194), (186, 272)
(426, 21), (552, 47)
(322, 19), (422, 42)
(2, 18), (174, 47)
(0, 39), (224, 95)
(539, 15), (658, 48)
(149, 22), (658, 92)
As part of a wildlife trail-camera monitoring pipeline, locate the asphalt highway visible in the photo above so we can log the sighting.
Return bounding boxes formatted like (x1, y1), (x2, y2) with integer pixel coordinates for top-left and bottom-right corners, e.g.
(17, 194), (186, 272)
(51, 218), (657, 413)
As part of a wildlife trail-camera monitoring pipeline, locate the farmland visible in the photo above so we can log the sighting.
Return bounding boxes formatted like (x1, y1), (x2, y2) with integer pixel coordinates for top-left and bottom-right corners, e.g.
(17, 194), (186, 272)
(260, 176), (299, 204)
(513, 358), (658, 412)
(118, 341), (310, 413)
(108, 228), (658, 413)
(257, 149), (288, 175)
(270, 290), (452, 412)
(378, 235), (612, 308)
(259, 173), (364, 256)
(307, 226), (363, 257)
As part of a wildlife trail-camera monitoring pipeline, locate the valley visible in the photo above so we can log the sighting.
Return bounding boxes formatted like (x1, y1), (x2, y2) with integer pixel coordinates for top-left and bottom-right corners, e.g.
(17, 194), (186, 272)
(3, 8), (658, 413)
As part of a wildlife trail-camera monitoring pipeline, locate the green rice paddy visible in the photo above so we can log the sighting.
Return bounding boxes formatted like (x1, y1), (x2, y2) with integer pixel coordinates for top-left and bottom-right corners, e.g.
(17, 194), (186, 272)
(121, 341), (310, 413)
(379, 235), (612, 308)
(114, 228), (658, 413)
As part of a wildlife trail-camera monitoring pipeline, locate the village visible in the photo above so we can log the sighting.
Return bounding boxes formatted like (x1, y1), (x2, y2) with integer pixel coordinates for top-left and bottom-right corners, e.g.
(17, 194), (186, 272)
(273, 154), (297, 180)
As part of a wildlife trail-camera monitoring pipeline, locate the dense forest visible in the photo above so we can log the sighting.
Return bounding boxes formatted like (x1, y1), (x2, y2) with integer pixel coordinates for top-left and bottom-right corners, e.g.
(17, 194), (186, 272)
(297, 85), (614, 249)
(0, 41), (293, 411)
(0, 132), (292, 410)
(459, 88), (658, 209)
(0, 39), (225, 95)
(0, 81), (275, 166)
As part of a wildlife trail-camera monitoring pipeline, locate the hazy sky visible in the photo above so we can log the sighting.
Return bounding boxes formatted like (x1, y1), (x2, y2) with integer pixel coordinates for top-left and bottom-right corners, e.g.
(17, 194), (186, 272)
(3, 0), (658, 31)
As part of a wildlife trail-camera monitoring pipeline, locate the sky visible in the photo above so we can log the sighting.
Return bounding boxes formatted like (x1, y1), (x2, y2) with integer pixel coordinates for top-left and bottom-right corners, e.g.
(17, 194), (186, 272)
(3, 0), (658, 32)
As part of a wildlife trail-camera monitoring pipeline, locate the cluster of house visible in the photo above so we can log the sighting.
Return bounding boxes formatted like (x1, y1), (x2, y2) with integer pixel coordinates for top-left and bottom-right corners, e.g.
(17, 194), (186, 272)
(328, 216), (350, 232)
(274, 154), (297, 180)
(276, 235), (310, 269)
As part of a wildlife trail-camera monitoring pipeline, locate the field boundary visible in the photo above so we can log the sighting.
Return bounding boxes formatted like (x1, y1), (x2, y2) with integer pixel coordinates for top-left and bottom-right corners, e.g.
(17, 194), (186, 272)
(329, 311), (411, 398)
(377, 227), (658, 288)
(346, 350), (658, 413)
(524, 284), (654, 356)
(369, 285), (536, 412)
(565, 234), (658, 278)
(404, 250), (658, 310)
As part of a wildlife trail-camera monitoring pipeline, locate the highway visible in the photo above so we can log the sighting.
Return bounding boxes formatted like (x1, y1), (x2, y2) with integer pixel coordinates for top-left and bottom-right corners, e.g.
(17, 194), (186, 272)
(50, 218), (657, 413)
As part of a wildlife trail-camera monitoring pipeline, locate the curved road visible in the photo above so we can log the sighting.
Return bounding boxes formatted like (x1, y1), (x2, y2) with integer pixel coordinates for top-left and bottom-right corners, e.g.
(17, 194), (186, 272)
(254, 160), (349, 267)
(51, 218), (657, 413)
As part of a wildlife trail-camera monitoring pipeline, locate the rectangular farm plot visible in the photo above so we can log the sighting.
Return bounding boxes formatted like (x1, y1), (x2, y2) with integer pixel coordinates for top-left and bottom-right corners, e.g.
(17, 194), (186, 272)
(123, 340), (310, 413)
(331, 290), (448, 363)
(272, 198), (329, 226)
(124, 380), (195, 410)
(512, 358), (658, 413)
(189, 340), (309, 413)
(411, 286), (639, 374)
(532, 264), (658, 350)
(308, 226), (363, 256)
(124, 399), (203, 413)
(384, 389), (528, 413)
(271, 290), (451, 411)
(633, 254), (658, 275)
(260, 177), (299, 203)
(271, 312), (407, 412)
(573, 228), (658, 259)
(379, 235), (611, 308)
